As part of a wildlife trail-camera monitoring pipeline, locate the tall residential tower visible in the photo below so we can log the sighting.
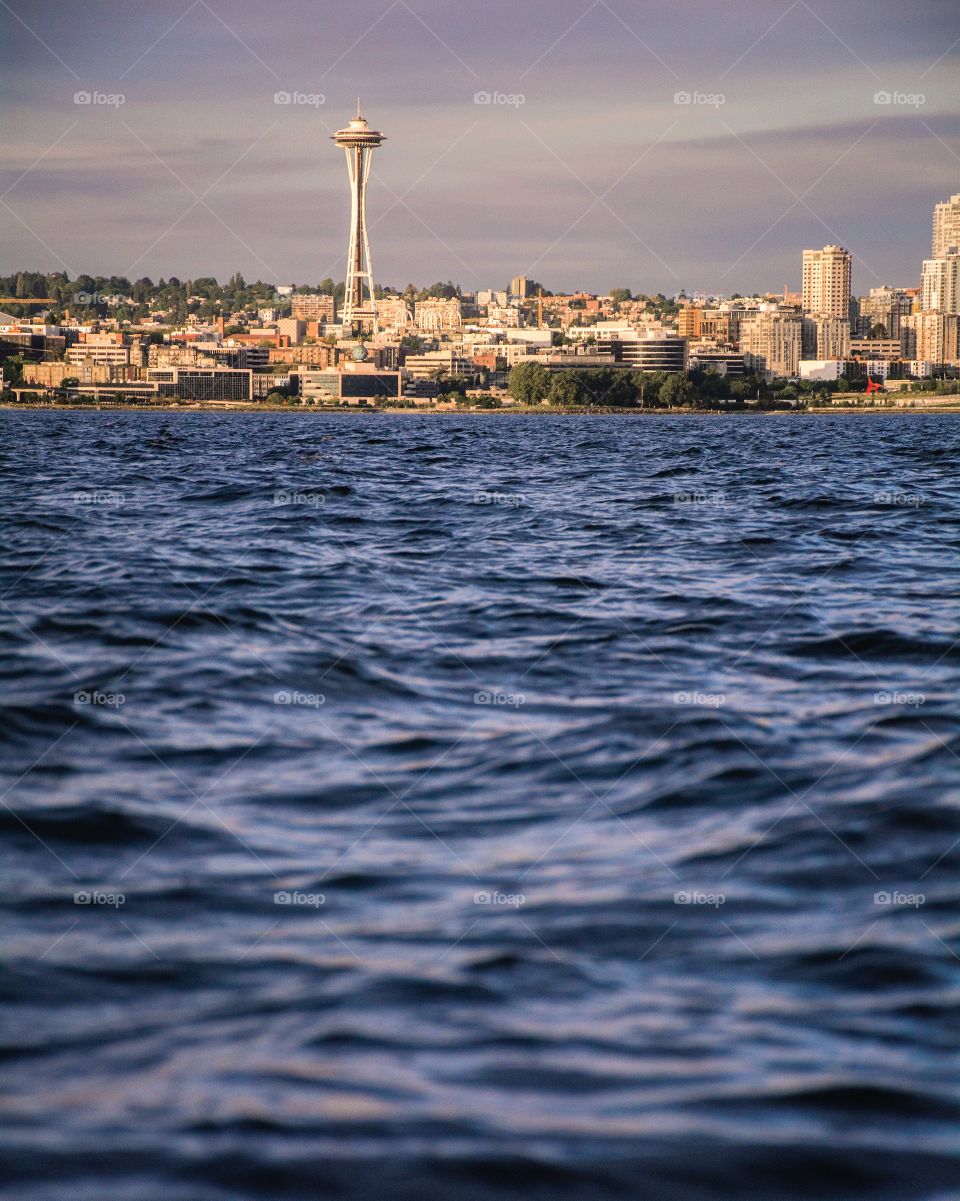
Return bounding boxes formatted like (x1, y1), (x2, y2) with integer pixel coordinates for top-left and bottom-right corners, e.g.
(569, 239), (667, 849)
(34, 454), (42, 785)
(932, 193), (960, 258)
(332, 102), (386, 334)
(802, 245), (852, 319)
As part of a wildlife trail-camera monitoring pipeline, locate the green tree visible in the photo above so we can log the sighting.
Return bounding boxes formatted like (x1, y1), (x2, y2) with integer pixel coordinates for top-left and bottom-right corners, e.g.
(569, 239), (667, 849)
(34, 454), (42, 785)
(508, 361), (550, 405)
(547, 371), (581, 406)
(658, 373), (697, 407)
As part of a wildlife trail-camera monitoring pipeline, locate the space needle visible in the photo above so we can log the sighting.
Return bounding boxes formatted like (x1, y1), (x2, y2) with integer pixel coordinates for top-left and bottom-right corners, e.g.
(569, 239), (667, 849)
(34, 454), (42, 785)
(332, 101), (386, 335)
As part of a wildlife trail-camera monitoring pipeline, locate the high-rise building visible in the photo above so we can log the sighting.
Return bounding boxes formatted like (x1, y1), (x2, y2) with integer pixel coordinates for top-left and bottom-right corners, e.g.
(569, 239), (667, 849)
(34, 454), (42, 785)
(331, 102), (386, 334)
(920, 256), (960, 314)
(510, 276), (531, 299)
(932, 193), (960, 258)
(856, 286), (913, 339)
(677, 304), (702, 339)
(903, 312), (960, 365)
(802, 245), (852, 318)
(739, 310), (802, 377)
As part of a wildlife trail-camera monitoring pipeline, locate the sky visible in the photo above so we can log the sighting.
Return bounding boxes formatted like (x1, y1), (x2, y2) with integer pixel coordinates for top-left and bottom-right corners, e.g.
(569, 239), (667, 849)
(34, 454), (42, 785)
(1, 0), (958, 296)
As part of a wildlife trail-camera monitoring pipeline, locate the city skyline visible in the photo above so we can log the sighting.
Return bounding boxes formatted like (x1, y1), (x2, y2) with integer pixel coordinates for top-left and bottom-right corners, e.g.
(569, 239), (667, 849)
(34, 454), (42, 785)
(1, 1), (958, 293)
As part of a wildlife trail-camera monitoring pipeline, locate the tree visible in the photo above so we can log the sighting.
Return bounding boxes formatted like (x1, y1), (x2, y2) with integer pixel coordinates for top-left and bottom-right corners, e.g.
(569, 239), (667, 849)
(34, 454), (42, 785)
(508, 361), (550, 405)
(658, 373), (697, 407)
(547, 371), (581, 407)
(609, 288), (632, 303)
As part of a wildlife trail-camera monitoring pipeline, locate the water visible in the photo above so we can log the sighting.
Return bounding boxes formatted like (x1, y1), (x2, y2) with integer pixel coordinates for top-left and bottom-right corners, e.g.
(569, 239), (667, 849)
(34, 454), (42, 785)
(1, 410), (958, 1201)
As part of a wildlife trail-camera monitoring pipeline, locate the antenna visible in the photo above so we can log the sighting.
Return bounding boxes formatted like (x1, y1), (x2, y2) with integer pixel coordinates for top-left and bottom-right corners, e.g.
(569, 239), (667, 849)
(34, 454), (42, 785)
(356, 97), (362, 119)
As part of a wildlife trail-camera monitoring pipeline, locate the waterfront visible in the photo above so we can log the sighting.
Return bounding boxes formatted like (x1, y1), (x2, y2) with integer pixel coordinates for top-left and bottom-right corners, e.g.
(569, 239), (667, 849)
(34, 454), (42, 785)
(1, 411), (958, 1201)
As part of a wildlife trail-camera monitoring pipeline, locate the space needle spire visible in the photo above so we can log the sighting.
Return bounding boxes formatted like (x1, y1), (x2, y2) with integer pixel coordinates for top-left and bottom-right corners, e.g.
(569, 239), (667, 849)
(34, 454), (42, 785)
(331, 101), (386, 335)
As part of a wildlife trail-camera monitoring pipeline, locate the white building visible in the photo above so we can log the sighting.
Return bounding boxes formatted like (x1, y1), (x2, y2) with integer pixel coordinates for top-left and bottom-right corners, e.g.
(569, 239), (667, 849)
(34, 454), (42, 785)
(932, 193), (960, 258)
(802, 245), (852, 318)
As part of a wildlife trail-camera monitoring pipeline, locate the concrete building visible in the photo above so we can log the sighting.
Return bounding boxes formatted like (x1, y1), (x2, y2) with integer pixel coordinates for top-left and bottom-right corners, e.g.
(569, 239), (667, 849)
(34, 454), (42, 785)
(802, 245), (852, 318)
(376, 296), (412, 330)
(850, 338), (903, 361)
(799, 360), (844, 382)
(932, 192), (960, 258)
(856, 286), (913, 338)
(294, 362), (402, 403)
(402, 348), (475, 378)
(802, 317), (851, 360)
(23, 360), (131, 387)
(902, 312), (960, 365)
(677, 304), (702, 339)
(739, 311), (803, 377)
(595, 330), (688, 372)
(65, 344), (133, 369)
(277, 318), (307, 344)
(267, 343), (336, 367)
(510, 276), (532, 299)
(144, 367), (253, 400)
(290, 293), (336, 323)
(920, 256), (960, 314)
(688, 347), (745, 376)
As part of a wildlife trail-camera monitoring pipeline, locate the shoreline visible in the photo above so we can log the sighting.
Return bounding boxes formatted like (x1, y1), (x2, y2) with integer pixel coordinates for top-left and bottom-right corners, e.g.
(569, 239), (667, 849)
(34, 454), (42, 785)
(2, 402), (960, 415)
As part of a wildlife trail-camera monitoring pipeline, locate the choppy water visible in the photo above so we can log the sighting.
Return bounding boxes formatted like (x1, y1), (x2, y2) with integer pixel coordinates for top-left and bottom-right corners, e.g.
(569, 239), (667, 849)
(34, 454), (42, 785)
(1, 410), (958, 1201)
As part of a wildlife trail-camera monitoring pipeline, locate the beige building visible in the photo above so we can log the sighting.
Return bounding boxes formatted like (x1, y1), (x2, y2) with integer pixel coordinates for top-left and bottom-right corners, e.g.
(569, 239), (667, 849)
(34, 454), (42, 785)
(66, 343), (132, 367)
(802, 245), (852, 318)
(932, 193), (960, 258)
(857, 286), (912, 338)
(920, 256), (960, 314)
(376, 296), (412, 330)
(903, 312), (959, 365)
(739, 311), (802, 377)
(290, 293), (335, 323)
(23, 360), (130, 387)
(813, 317), (851, 359)
(277, 318), (307, 344)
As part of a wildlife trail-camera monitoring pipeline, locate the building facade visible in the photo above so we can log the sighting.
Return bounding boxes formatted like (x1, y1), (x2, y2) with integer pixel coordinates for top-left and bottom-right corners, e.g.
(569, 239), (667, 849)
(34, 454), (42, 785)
(932, 192), (960, 258)
(802, 245), (852, 318)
